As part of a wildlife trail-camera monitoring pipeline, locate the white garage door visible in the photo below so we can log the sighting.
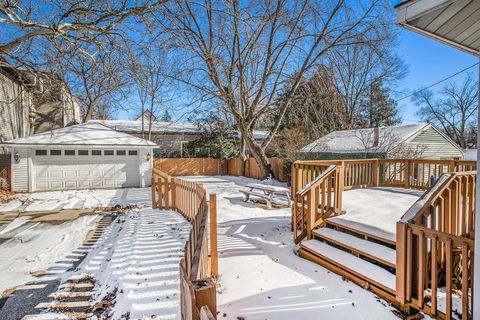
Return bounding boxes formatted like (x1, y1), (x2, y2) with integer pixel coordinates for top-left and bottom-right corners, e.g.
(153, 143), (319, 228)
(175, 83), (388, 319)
(33, 149), (140, 191)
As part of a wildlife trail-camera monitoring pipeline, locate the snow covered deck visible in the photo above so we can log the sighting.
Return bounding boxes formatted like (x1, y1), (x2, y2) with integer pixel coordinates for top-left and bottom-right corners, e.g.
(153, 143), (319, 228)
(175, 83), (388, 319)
(330, 187), (424, 243)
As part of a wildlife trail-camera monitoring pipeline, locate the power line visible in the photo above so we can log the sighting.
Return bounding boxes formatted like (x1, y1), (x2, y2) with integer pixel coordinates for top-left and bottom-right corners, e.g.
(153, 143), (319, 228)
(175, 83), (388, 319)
(395, 62), (479, 103)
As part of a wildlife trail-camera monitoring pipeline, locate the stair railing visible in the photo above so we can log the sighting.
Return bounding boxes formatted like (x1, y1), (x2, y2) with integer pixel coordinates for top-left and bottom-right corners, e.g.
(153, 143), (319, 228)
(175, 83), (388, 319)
(292, 165), (344, 243)
(396, 171), (476, 319)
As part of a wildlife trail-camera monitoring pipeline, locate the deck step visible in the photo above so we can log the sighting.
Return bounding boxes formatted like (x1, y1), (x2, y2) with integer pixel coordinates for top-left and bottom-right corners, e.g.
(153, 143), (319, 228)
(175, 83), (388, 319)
(48, 291), (92, 299)
(313, 228), (396, 268)
(326, 217), (396, 245)
(300, 240), (396, 294)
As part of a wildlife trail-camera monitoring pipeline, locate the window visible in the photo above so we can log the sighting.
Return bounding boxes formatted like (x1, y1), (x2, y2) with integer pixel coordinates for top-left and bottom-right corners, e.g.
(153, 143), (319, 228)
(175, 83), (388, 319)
(65, 150), (75, 156)
(35, 150), (47, 156)
(50, 150), (61, 156)
(128, 150), (138, 156)
(116, 150), (126, 156)
(78, 150), (89, 156)
(92, 150), (101, 156)
(104, 150), (114, 156)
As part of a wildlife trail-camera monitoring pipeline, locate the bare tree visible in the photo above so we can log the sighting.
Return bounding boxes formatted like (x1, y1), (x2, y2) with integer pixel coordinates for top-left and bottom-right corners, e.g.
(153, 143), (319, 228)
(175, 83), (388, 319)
(0, 0), (168, 67)
(158, 0), (390, 178)
(413, 74), (478, 149)
(327, 29), (406, 129)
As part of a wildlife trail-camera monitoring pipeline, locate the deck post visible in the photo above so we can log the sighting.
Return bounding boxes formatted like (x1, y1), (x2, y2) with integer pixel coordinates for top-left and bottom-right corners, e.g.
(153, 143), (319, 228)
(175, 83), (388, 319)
(404, 160), (410, 188)
(306, 191), (315, 239)
(336, 166), (344, 214)
(374, 159), (380, 186)
(396, 222), (407, 305)
(151, 178), (156, 208)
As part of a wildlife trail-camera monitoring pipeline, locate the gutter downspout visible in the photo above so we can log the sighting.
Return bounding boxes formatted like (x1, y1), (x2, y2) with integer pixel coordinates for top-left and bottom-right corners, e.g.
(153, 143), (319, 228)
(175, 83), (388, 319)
(475, 57), (480, 319)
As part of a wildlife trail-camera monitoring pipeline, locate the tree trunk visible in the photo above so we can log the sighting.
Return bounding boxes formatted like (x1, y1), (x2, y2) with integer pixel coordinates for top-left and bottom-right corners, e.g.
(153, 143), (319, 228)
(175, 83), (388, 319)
(239, 133), (247, 176)
(243, 132), (275, 180)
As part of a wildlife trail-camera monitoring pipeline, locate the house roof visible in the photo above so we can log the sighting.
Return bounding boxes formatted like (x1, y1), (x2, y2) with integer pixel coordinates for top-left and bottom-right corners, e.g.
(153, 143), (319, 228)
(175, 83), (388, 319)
(300, 123), (433, 154)
(2, 123), (157, 147)
(88, 119), (200, 134)
(395, 0), (480, 56)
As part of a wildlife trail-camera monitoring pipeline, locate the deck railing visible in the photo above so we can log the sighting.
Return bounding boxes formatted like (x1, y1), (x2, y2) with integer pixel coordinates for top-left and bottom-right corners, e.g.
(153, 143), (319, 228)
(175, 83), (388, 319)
(292, 165), (344, 243)
(396, 171), (476, 319)
(291, 159), (476, 243)
(152, 168), (218, 320)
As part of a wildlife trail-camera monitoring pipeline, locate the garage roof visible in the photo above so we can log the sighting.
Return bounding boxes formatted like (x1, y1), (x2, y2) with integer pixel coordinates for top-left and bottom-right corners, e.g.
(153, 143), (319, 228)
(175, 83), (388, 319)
(395, 0), (480, 56)
(2, 123), (157, 147)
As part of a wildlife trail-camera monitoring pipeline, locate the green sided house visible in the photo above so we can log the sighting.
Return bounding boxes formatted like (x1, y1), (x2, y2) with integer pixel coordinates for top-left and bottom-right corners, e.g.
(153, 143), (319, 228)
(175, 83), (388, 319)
(299, 123), (464, 160)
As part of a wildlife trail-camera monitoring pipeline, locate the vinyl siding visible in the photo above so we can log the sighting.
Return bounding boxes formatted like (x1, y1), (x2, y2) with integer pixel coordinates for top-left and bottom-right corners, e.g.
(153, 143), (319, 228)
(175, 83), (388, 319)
(11, 147), (29, 192)
(393, 126), (463, 160)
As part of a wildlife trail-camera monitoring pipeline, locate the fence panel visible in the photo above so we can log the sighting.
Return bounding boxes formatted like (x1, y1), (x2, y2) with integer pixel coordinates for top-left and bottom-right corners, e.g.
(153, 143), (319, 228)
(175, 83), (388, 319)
(152, 169), (218, 319)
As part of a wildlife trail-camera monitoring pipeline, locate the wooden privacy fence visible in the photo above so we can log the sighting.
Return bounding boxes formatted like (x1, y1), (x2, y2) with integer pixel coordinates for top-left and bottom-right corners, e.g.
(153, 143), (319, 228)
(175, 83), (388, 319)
(152, 168), (218, 320)
(154, 157), (288, 182)
(396, 171), (476, 319)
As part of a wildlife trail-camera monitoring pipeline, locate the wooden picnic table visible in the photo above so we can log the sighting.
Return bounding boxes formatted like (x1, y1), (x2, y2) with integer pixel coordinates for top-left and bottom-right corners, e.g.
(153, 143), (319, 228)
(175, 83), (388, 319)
(239, 183), (291, 209)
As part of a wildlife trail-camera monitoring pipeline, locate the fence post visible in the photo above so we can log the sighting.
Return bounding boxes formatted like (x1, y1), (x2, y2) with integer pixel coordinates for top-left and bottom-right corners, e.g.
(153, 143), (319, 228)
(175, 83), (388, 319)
(151, 178), (156, 209)
(209, 194), (218, 277)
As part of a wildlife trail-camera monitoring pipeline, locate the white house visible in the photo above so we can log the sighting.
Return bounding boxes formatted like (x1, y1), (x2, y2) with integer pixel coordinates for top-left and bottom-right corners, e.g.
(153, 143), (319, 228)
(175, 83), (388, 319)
(1, 123), (156, 192)
(300, 123), (464, 160)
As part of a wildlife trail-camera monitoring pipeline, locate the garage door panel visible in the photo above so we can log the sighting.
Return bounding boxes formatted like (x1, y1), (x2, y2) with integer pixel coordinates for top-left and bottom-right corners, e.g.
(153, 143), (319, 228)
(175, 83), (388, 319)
(33, 153), (140, 191)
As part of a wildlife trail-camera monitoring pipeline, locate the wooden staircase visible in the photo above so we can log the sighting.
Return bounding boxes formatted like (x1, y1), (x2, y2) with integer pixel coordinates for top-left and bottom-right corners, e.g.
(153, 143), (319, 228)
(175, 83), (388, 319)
(299, 218), (399, 304)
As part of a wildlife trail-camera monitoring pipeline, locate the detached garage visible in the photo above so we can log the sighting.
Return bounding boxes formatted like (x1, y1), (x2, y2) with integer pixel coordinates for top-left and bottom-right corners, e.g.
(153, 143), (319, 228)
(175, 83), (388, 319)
(1, 123), (156, 192)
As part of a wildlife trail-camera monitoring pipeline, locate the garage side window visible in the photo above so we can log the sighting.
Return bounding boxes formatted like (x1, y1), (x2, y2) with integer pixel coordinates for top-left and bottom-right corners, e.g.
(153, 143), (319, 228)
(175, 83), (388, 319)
(50, 150), (61, 156)
(35, 150), (47, 156)
(78, 150), (89, 156)
(104, 150), (114, 156)
(92, 150), (101, 156)
(128, 150), (138, 156)
(65, 150), (75, 156)
(116, 150), (126, 156)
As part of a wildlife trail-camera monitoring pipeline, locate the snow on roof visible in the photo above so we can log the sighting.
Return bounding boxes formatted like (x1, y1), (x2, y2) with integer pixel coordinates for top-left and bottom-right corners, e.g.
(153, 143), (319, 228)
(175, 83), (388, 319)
(88, 119), (200, 134)
(2, 122), (157, 147)
(300, 123), (429, 154)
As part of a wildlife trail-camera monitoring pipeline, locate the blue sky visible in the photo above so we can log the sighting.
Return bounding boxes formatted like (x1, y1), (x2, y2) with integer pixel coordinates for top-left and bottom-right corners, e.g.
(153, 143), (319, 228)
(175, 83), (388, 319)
(115, 18), (480, 124)
(395, 29), (479, 124)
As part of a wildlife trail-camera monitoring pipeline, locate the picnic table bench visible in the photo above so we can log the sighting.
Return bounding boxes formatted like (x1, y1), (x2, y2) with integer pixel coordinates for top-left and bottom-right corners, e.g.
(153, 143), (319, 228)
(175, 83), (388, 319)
(239, 183), (291, 209)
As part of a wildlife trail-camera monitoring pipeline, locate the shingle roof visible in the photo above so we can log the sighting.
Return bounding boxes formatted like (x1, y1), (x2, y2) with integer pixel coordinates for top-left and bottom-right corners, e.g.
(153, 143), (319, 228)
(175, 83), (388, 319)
(300, 123), (429, 154)
(2, 123), (157, 147)
(88, 119), (200, 134)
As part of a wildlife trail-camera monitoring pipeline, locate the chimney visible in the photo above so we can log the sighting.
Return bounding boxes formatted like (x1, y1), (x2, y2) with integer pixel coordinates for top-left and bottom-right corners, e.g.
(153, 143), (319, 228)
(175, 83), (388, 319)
(373, 126), (379, 147)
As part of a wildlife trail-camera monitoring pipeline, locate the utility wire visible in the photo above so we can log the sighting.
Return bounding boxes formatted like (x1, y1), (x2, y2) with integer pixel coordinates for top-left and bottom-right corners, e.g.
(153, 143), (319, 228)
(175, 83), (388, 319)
(395, 62), (479, 103)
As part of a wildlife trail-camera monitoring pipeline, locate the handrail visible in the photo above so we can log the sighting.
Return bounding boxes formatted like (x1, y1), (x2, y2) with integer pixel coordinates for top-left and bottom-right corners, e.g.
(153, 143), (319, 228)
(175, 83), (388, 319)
(152, 169), (218, 320)
(297, 165), (336, 196)
(396, 170), (476, 319)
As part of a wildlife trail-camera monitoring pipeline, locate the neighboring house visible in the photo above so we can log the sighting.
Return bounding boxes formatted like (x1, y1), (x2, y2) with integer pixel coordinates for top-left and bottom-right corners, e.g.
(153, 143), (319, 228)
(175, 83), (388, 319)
(299, 123), (464, 160)
(89, 119), (201, 157)
(0, 59), (34, 142)
(30, 73), (81, 134)
(0, 58), (80, 143)
(1, 123), (156, 192)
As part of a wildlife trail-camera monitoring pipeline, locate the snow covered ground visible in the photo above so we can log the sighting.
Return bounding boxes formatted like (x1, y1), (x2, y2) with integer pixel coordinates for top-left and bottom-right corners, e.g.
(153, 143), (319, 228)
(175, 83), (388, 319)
(0, 215), (100, 296)
(60, 208), (190, 319)
(0, 188), (151, 213)
(184, 176), (410, 320)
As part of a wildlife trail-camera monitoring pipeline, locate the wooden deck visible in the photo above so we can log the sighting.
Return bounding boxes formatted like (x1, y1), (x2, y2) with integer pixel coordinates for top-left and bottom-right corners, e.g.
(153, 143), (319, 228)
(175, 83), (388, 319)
(292, 159), (476, 320)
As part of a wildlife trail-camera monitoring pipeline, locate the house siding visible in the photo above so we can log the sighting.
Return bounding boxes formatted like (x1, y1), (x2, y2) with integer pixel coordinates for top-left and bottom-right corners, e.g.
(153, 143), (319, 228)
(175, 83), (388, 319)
(0, 70), (32, 143)
(394, 126), (463, 160)
(11, 147), (29, 192)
